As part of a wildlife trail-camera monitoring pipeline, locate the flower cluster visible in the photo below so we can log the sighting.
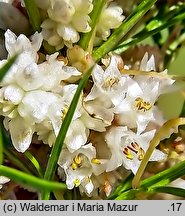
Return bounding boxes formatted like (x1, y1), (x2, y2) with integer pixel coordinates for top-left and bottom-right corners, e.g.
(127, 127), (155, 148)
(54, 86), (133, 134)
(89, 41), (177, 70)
(0, 0), (177, 198)
(0, 26), (174, 196)
(31, 0), (124, 49)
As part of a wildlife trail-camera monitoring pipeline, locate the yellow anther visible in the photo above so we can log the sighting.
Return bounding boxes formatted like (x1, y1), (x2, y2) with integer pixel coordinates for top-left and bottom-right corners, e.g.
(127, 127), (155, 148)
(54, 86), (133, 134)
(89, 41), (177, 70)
(74, 154), (82, 165)
(71, 162), (78, 170)
(131, 142), (140, 151)
(91, 158), (101, 164)
(61, 105), (68, 121)
(104, 77), (119, 88)
(123, 147), (133, 160)
(74, 179), (81, 187)
(135, 97), (152, 112)
(138, 148), (145, 161)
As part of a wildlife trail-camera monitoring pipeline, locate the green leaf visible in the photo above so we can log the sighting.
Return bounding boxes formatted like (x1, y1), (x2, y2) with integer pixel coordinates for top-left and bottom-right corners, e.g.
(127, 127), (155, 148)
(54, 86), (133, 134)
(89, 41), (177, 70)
(111, 160), (185, 199)
(152, 186), (185, 197)
(108, 173), (134, 200)
(92, 0), (158, 61)
(78, 0), (106, 51)
(114, 7), (185, 54)
(41, 66), (94, 200)
(0, 55), (18, 81)
(23, 0), (41, 32)
(3, 148), (33, 174)
(0, 165), (66, 192)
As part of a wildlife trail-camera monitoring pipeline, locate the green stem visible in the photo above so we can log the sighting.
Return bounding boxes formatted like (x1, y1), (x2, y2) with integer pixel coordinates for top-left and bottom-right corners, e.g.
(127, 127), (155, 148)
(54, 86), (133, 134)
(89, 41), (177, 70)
(0, 55), (18, 81)
(112, 160), (185, 199)
(23, 0), (41, 32)
(41, 66), (94, 200)
(0, 165), (66, 192)
(3, 148), (32, 174)
(114, 10), (185, 54)
(152, 186), (185, 197)
(92, 0), (158, 61)
(24, 150), (43, 177)
(78, 0), (106, 51)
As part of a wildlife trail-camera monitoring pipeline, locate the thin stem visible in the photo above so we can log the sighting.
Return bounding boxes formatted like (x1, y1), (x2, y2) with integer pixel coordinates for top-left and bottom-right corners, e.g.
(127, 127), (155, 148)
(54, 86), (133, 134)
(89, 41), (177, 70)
(0, 165), (66, 192)
(41, 66), (94, 200)
(23, 0), (41, 32)
(3, 148), (32, 174)
(24, 150), (43, 177)
(78, 0), (106, 52)
(92, 0), (158, 61)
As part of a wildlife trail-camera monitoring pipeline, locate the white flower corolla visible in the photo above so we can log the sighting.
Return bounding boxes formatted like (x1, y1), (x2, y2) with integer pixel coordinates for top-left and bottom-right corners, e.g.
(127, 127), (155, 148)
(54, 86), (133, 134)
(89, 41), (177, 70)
(136, 52), (175, 94)
(41, 19), (65, 50)
(38, 53), (81, 91)
(5, 29), (42, 62)
(84, 56), (127, 126)
(0, 84), (24, 118)
(58, 143), (106, 195)
(0, 176), (10, 190)
(96, 2), (124, 41)
(86, 56), (127, 106)
(0, 30), (42, 86)
(105, 126), (166, 174)
(113, 77), (160, 134)
(17, 91), (58, 122)
(41, 0), (93, 49)
(8, 116), (35, 152)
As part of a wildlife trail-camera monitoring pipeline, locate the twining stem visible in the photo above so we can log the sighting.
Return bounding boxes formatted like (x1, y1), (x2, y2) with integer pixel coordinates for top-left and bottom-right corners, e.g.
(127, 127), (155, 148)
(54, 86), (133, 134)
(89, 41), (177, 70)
(132, 118), (185, 188)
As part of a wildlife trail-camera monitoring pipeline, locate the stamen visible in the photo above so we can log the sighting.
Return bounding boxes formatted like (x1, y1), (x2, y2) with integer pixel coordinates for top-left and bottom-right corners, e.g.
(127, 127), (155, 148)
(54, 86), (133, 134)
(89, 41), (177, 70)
(104, 77), (119, 88)
(91, 158), (101, 164)
(138, 148), (145, 161)
(61, 104), (68, 121)
(74, 179), (81, 187)
(123, 147), (133, 160)
(135, 97), (152, 112)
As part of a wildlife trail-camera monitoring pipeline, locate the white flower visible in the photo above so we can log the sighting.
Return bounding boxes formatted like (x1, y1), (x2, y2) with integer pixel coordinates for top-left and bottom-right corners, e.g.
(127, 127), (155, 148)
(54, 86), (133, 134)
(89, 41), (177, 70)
(38, 53), (81, 91)
(0, 84), (24, 118)
(96, 2), (124, 41)
(0, 176), (10, 189)
(113, 77), (160, 134)
(84, 56), (127, 126)
(58, 143), (106, 195)
(105, 126), (166, 174)
(7, 116), (35, 152)
(40, 0), (93, 49)
(86, 56), (127, 106)
(136, 53), (175, 94)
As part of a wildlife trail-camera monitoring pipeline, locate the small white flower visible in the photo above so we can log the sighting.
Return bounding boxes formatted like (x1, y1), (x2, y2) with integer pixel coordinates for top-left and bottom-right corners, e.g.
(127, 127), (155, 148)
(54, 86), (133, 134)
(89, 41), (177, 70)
(86, 56), (127, 106)
(38, 53), (81, 91)
(8, 116), (35, 152)
(41, 0), (93, 49)
(58, 144), (105, 195)
(0, 176), (10, 189)
(113, 77), (160, 133)
(0, 84), (24, 118)
(96, 2), (124, 41)
(105, 126), (166, 174)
